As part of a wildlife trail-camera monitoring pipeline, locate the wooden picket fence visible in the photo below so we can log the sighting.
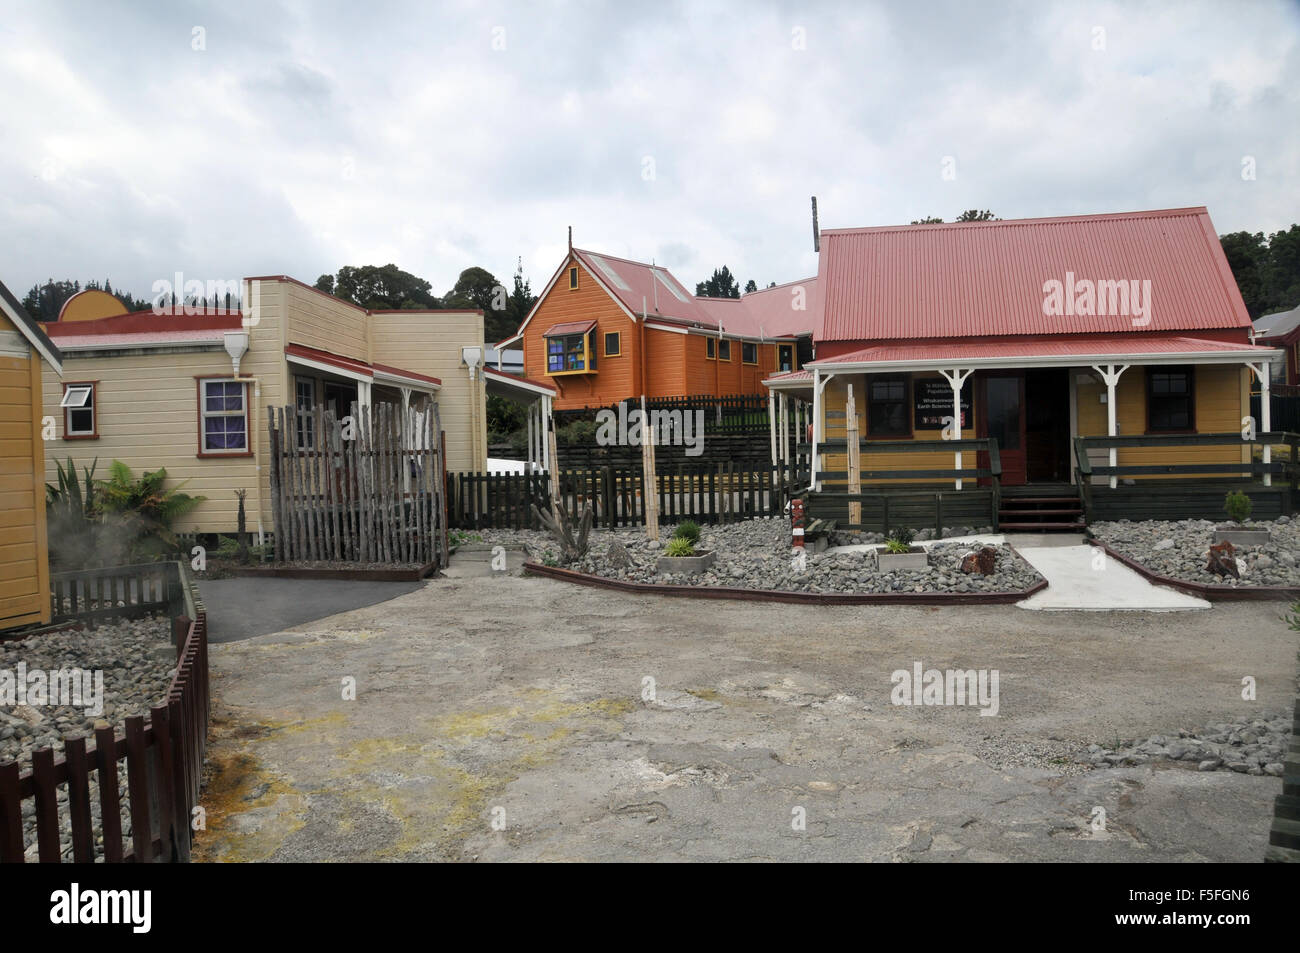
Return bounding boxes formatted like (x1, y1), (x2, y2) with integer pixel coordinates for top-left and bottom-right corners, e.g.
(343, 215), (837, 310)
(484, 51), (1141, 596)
(267, 402), (446, 567)
(0, 562), (209, 863)
(447, 462), (805, 530)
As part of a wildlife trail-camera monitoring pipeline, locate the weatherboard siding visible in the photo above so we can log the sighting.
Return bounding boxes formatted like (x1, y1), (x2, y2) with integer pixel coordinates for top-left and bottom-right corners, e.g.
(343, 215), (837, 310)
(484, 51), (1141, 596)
(0, 309), (50, 627)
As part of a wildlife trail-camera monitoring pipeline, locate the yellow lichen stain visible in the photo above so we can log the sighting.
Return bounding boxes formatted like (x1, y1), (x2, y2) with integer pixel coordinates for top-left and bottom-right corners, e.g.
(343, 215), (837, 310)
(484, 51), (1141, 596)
(687, 688), (721, 702)
(191, 750), (306, 863)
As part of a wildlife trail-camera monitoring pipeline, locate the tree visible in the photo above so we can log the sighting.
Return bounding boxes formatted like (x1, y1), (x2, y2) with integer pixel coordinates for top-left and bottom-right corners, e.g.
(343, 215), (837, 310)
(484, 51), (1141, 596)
(503, 258), (536, 344)
(910, 216), (944, 224)
(909, 211), (999, 224)
(1220, 226), (1300, 318)
(21, 278), (149, 321)
(695, 266), (740, 298)
(743, 279), (758, 294)
(444, 266), (517, 343)
(316, 264), (439, 311)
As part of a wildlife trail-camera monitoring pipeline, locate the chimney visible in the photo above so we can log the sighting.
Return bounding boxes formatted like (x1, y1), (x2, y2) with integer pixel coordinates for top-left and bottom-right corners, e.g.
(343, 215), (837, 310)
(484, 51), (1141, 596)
(811, 196), (820, 252)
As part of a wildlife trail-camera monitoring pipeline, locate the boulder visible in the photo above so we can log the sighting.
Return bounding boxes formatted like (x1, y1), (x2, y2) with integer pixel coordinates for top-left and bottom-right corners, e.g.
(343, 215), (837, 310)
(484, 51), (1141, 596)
(606, 540), (633, 569)
(960, 546), (998, 575)
(1206, 540), (1239, 578)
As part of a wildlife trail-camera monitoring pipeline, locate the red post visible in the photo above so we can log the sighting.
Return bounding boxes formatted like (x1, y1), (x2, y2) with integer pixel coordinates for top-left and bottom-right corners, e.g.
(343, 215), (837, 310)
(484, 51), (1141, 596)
(791, 497), (805, 548)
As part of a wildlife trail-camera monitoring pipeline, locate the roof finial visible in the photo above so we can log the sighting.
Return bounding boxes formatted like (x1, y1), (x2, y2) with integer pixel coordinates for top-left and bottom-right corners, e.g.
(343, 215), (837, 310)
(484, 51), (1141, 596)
(811, 196), (820, 252)
(568, 225), (572, 252)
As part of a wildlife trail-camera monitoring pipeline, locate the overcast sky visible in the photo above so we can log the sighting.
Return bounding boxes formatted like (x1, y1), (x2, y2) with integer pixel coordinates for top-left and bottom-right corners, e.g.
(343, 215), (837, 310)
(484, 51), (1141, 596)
(2, 0), (1297, 302)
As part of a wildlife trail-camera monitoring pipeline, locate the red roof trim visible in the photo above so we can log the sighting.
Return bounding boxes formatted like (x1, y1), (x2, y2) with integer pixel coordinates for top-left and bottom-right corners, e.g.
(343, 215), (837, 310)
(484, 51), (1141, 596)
(285, 343), (373, 376)
(372, 363), (441, 387)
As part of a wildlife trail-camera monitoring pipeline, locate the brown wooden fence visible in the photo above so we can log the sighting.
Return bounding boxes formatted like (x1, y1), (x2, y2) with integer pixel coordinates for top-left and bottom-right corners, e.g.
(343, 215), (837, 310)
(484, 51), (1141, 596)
(0, 562), (209, 863)
(267, 402), (446, 567)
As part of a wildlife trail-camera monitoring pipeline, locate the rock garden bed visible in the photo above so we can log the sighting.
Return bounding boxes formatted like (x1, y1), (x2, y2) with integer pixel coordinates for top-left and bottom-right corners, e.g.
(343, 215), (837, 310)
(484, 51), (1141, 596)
(1092, 516), (1300, 590)
(0, 617), (176, 860)
(483, 517), (1044, 597)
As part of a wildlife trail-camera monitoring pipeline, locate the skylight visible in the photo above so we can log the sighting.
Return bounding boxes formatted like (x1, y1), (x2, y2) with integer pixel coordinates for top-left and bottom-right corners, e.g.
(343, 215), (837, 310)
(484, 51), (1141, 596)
(653, 269), (690, 303)
(587, 254), (631, 291)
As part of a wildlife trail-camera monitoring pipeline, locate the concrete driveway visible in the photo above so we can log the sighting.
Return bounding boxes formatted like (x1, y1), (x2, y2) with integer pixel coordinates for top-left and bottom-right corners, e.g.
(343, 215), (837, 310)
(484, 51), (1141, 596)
(193, 569), (1297, 862)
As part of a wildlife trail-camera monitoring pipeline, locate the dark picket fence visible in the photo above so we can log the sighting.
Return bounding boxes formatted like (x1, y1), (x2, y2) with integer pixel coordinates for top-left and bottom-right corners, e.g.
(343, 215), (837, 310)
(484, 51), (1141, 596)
(553, 393), (772, 436)
(1, 562), (209, 863)
(447, 463), (808, 530)
(1251, 392), (1300, 435)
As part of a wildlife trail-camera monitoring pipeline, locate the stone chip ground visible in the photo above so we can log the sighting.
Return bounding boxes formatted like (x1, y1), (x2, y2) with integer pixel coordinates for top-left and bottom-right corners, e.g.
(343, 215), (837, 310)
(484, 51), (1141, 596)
(193, 562), (1298, 862)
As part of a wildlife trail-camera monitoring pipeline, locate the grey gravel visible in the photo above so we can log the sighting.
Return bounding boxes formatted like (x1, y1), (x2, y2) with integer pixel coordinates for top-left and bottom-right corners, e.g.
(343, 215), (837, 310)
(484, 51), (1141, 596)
(1, 617), (176, 860)
(1080, 709), (1292, 775)
(1093, 516), (1300, 587)
(483, 517), (1043, 595)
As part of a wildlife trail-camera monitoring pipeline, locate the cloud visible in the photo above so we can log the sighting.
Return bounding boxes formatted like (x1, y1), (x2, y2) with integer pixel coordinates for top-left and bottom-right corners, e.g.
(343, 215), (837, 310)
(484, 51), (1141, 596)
(1, 0), (1296, 301)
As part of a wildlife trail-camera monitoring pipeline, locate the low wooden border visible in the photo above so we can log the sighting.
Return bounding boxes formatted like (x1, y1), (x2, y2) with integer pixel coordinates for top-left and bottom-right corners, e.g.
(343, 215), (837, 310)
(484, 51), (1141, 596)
(522, 562), (1047, 606)
(230, 561), (438, 582)
(1087, 539), (1300, 601)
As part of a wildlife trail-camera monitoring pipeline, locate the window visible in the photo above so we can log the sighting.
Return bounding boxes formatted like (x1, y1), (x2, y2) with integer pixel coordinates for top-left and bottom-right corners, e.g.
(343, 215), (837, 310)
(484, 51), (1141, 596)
(742, 342), (757, 364)
(546, 333), (592, 374)
(61, 382), (96, 438)
(706, 337), (716, 360)
(777, 344), (795, 372)
(604, 331), (621, 357)
(568, 266), (579, 290)
(1147, 366), (1194, 432)
(718, 339), (732, 361)
(868, 375), (910, 437)
(199, 379), (249, 454)
(295, 376), (316, 450)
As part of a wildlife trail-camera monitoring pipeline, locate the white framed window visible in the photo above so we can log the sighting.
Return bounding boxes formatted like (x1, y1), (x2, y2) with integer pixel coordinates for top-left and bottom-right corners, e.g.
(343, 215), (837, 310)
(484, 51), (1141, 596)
(61, 382), (96, 438)
(199, 378), (249, 454)
(295, 376), (316, 450)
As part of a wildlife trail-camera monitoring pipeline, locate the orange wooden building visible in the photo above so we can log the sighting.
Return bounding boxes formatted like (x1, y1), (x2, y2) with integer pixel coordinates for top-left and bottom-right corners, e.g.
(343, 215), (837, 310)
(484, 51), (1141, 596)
(497, 246), (815, 411)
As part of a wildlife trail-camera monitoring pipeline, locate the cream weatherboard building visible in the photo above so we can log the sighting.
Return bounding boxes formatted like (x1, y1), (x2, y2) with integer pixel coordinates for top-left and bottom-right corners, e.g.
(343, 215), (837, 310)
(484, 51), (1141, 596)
(38, 276), (518, 539)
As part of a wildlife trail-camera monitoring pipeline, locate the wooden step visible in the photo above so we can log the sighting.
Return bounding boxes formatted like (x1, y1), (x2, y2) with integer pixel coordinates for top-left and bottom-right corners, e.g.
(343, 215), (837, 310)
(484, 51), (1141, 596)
(999, 496), (1080, 505)
(998, 521), (1085, 531)
(998, 508), (1082, 517)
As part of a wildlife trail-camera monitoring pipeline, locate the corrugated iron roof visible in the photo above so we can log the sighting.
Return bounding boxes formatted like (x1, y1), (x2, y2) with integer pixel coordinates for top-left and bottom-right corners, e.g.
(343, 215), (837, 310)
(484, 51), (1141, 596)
(816, 207), (1251, 342)
(1255, 304), (1300, 339)
(542, 319), (597, 337)
(572, 248), (714, 327)
(811, 334), (1273, 368)
(48, 330), (229, 349)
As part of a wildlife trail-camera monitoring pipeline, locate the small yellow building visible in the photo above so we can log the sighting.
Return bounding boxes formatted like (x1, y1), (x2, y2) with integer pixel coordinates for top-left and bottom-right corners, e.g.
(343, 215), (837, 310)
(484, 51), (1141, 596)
(39, 276), (530, 539)
(0, 280), (62, 629)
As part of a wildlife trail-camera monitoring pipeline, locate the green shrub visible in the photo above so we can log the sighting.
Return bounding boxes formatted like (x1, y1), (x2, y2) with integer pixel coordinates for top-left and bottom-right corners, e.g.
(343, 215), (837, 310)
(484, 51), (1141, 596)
(1224, 490), (1252, 524)
(673, 520), (701, 544)
(883, 538), (911, 554)
(664, 537), (696, 557)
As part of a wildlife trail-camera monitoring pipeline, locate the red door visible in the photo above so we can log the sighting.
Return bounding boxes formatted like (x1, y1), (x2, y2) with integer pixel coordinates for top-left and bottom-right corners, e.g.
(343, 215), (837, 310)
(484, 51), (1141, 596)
(978, 372), (1026, 486)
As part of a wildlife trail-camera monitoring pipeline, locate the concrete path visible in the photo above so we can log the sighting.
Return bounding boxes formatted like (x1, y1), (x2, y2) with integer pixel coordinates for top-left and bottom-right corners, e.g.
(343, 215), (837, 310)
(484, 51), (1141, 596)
(197, 577), (428, 643)
(1015, 545), (1210, 612)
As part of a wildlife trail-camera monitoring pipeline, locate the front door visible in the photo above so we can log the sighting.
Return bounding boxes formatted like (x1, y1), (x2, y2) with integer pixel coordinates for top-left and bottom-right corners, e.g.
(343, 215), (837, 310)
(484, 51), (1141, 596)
(979, 372), (1026, 485)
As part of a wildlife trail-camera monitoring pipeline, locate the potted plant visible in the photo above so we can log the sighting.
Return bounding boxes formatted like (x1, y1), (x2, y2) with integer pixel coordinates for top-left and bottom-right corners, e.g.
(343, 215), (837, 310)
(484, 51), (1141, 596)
(1212, 491), (1271, 546)
(874, 527), (928, 571)
(655, 524), (716, 574)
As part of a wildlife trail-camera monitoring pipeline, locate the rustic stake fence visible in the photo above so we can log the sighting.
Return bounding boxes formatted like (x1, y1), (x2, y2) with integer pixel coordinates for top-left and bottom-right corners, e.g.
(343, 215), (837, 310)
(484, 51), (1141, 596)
(0, 562), (209, 863)
(267, 402), (444, 567)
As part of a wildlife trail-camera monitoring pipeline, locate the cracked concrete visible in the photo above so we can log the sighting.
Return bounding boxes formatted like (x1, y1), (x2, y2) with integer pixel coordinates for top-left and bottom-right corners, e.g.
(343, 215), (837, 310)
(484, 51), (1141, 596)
(193, 565), (1296, 862)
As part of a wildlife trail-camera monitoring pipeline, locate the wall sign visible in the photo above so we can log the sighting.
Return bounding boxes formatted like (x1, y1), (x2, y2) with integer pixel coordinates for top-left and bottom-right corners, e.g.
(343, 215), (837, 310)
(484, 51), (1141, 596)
(913, 378), (971, 430)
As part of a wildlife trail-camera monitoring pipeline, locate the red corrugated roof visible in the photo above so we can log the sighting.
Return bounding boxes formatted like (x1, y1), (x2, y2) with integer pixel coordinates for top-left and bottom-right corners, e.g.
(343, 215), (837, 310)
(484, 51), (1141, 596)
(811, 334), (1272, 368)
(816, 207), (1252, 342)
(483, 366), (557, 393)
(44, 308), (244, 336)
(543, 319), (596, 336)
(286, 344), (440, 388)
(572, 248), (714, 328)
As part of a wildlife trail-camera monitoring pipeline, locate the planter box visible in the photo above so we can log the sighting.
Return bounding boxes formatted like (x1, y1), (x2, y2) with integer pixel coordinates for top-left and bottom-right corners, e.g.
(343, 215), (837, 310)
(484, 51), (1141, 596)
(656, 550), (717, 574)
(1212, 527), (1272, 547)
(875, 546), (929, 571)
